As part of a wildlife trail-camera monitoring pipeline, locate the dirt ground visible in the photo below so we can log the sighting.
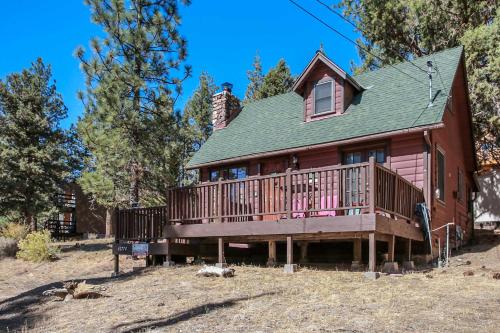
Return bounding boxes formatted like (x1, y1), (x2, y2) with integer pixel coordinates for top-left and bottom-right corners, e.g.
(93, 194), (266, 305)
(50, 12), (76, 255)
(0, 230), (499, 333)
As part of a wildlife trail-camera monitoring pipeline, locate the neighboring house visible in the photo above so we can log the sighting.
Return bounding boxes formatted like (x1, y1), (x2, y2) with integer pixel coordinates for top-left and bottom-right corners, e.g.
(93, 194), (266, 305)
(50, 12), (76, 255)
(114, 46), (477, 272)
(45, 183), (109, 238)
(474, 161), (500, 227)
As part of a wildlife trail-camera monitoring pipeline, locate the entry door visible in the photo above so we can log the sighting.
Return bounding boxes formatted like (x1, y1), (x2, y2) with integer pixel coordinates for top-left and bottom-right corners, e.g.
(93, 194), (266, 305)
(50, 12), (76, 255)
(261, 161), (286, 220)
(344, 152), (362, 207)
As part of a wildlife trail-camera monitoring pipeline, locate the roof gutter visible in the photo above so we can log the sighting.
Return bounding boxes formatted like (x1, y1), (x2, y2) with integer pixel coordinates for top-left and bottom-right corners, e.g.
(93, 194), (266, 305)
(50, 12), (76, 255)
(187, 123), (445, 170)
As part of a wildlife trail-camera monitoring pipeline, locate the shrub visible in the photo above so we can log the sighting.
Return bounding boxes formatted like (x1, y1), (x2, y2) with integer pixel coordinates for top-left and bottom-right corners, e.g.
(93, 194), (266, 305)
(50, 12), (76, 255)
(17, 231), (60, 262)
(0, 237), (18, 258)
(0, 222), (29, 241)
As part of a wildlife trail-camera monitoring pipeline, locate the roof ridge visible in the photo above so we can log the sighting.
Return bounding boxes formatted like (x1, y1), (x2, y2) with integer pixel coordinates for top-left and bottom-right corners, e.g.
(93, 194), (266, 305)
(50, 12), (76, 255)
(353, 45), (463, 78)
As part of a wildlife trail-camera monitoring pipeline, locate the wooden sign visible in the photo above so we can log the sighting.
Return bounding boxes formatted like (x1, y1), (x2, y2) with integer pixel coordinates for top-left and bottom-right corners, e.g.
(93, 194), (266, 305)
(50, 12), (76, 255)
(132, 243), (149, 256)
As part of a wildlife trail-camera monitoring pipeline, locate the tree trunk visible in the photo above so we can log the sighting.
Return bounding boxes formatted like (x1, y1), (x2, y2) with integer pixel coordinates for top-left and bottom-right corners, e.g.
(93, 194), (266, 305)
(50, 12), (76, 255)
(129, 162), (140, 207)
(105, 208), (113, 237)
(25, 212), (36, 232)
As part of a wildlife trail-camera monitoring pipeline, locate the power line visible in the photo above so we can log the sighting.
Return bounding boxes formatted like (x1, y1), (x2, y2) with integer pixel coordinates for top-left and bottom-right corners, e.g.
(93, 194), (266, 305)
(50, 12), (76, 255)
(315, 0), (428, 75)
(432, 54), (450, 96)
(288, 0), (427, 86)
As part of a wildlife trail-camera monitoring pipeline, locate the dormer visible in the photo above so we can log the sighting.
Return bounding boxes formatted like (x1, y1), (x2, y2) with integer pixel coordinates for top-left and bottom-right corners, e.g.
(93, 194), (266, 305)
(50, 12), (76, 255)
(293, 51), (363, 121)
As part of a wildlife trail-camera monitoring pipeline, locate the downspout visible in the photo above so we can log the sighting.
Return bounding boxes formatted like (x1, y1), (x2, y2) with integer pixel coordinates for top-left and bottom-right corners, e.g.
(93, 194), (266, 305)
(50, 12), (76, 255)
(424, 130), (432, 219)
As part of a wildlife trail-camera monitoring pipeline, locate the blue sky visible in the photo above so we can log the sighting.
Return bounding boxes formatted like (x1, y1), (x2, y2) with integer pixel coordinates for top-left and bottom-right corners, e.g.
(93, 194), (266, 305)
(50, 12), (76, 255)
(0, 0), (360, 128)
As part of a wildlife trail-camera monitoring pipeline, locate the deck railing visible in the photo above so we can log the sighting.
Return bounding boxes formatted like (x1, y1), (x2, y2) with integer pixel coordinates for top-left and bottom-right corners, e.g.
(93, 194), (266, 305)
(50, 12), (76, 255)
(116, 158), (424, 240)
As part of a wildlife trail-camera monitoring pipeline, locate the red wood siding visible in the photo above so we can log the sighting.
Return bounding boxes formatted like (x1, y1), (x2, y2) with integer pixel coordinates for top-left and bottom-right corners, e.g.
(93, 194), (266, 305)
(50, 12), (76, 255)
(390, 134), (425, 188)
(430, 61), (475, 242)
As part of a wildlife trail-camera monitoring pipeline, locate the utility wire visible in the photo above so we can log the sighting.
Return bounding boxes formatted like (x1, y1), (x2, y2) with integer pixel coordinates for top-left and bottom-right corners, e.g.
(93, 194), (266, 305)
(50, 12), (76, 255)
(288, 0), (427, 86)
(315, 0), (428, 75)
(432, 53), (450, 96)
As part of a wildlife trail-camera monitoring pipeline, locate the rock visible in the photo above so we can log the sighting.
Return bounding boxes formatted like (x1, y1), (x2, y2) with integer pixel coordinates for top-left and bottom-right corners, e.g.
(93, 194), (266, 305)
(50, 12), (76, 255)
(466, 260), (472, 265)
(463, 270), (474, 276)
(64, 294), (73, 302)
(196, 265), (235, 278)
(363, 272), (380, 280)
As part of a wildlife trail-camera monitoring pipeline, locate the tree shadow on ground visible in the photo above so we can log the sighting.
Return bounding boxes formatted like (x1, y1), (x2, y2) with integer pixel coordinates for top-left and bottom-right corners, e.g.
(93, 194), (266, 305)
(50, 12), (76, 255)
(0, 269), (140, 332)
(59, 242), (112, 253)
(112, 291), (277, 333)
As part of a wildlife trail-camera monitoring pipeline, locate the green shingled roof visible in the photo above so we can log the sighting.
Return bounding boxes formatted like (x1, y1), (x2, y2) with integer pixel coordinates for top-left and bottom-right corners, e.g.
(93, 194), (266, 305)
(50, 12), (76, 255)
(187, 46), (463, 168)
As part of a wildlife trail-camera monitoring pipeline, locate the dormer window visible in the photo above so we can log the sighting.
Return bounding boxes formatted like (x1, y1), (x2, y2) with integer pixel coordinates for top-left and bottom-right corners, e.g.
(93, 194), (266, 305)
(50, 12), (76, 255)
(314, 81), (333, 114)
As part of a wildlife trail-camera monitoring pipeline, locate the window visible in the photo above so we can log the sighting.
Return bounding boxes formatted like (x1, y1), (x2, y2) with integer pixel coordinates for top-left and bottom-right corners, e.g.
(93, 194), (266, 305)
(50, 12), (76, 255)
(314, 81), (333, 114)
(436, 148), (445, 202)
(343, 148), (385, 165)
(344, 152), (362, 165)
(368, 149), (385, 164)
(209, 166), (247, 181)
(457, 169), (464, 202)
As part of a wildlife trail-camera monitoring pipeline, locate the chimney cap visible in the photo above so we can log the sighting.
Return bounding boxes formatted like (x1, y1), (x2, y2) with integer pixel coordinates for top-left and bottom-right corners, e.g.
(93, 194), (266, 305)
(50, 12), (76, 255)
(221, 82), (233, 92)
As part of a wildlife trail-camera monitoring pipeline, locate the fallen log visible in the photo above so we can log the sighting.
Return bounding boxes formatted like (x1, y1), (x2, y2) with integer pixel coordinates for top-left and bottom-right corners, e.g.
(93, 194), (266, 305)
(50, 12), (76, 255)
(42, 288), (69, 298)
(43, 281), (106, 300)
(196, 265), (235, 278)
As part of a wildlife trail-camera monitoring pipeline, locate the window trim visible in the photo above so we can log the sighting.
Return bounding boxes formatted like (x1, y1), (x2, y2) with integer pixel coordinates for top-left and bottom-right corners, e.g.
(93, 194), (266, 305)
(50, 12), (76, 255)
(313, 80), (335, 115)
(436, 146), (446, 204)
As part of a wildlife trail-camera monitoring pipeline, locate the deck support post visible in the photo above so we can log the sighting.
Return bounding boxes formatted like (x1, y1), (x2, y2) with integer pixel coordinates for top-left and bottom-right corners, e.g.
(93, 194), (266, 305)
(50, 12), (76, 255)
(388, 234), (395, 262)
(216, 237), (227, 268)
(382, 234), (399, 273)
(402, 238), (415, 271)
(112, 254), (119, 277)
(284, 236), (297, 273)
(351, 238), (362, 270)
(267, 240), (277, 267)
(298, 241), (308, 264)
(163, 238), (175, 267)
(368, 232), (376, 272)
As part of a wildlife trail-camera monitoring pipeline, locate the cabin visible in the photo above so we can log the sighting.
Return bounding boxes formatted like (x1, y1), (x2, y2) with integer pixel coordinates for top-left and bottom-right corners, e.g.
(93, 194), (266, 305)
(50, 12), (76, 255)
(45, 183), (110, 239)
(113, 46), (477, 273)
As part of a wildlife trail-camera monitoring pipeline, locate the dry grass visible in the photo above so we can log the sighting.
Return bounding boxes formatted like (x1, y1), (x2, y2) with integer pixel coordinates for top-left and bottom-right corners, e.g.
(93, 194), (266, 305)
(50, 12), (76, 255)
(1, 231), (499, 333)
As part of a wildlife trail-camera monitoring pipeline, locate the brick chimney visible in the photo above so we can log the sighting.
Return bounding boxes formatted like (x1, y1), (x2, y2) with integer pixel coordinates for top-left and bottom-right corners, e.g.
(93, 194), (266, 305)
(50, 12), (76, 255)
(212, 82), (241, 130)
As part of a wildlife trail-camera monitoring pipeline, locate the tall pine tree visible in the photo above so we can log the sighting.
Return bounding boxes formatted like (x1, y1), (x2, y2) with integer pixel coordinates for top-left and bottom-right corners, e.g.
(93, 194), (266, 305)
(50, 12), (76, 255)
(76, 0), (192, 215)
(244, 57), (294, 103)
(0, 59), (75, 231)
(338, 0), (498, 164)
(257, 59), (294, 99)
(244, 53), (264, 103)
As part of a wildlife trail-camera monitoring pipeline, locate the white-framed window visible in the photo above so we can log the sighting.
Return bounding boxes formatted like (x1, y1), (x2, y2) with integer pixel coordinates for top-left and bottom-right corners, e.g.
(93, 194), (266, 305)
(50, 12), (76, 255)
(314, 81), (334, 114)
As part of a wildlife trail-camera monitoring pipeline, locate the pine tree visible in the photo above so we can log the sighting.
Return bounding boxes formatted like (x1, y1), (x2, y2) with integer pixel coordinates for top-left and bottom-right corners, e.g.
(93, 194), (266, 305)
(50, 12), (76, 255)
(338, 0), (498, 164)
(244, 57), (294, 103)
(0, 59), (75, 231)
(244, 52), (264, 103)
(76, 0), (192, 214)
(257, 59), (294, 99)
(183, 72), (218, 152)
(178, 72), (218, 184)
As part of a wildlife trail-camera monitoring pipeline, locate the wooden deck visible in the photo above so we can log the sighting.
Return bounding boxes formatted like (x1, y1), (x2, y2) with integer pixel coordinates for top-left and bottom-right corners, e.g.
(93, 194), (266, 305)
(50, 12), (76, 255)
(113, 158), (426, 272)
